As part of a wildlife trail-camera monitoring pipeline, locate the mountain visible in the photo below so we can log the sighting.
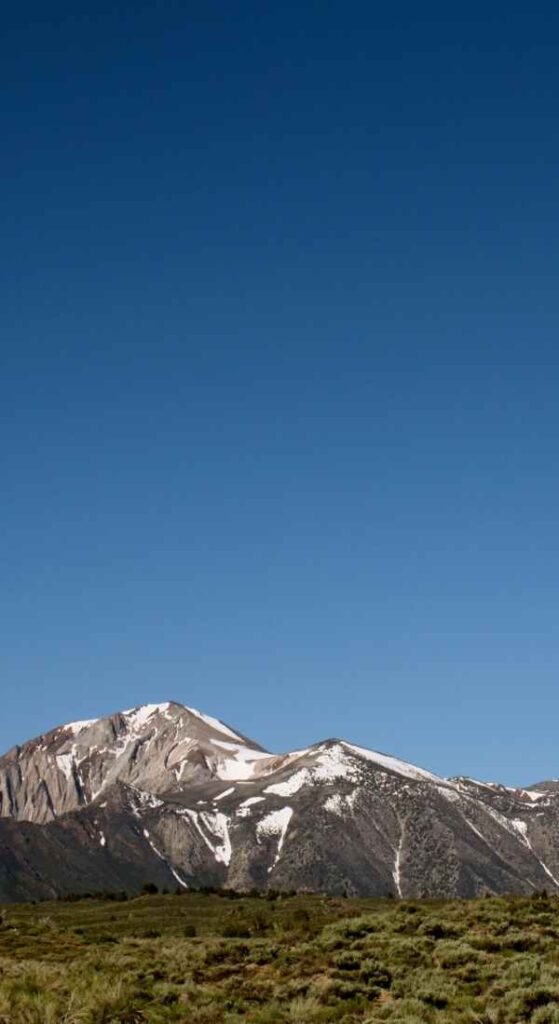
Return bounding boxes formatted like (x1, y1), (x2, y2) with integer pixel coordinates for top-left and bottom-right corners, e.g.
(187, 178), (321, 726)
(1, 701), (558, 902)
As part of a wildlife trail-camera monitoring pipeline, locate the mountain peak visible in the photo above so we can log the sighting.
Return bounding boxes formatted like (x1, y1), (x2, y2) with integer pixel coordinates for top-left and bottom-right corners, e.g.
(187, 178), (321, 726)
(60, 700), (264, 751)
(2, 703), (559, 902)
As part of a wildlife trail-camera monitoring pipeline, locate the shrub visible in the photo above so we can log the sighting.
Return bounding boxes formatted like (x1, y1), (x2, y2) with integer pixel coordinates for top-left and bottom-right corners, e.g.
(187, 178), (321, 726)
(533, 1008), (559, 1024)
(503, 986), (559, 1020)
(333, 951), (360, 971)
(359, 959), (392, 988)
(221, 915), (251, 938)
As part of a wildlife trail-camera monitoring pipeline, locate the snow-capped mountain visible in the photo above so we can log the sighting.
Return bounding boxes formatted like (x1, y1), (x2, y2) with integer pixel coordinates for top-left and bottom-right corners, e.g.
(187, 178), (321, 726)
(0, 702), (271, 824)
(1, 701), (558, 902)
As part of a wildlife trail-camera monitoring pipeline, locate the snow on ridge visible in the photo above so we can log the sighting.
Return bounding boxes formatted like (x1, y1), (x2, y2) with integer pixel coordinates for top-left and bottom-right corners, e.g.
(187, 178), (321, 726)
(65, 718), (98, 735)
(314, 745), (361, 782)
(453, 777), (505, 795)
(454, 778), (548, 803)
(264, 748), (363, 795)
(342, 742), (444, 784)
(266, 740), (444, 787)
(185, 706), (245, 743)
(264, 744), (361, 792)
(123, 704), (171, 729)
(121, 701), (258, 748)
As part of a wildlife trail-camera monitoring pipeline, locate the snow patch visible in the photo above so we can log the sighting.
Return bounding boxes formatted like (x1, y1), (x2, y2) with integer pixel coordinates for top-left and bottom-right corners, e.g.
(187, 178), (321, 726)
(324, 790), (359, 816)
(56, 753), (75, 781)
(437, 785), (461, 803)
(265, 769), (310, 797)
(199, 811), (232, 865)
(481, 806), (559, 889)
(482, 802), (524, 837)
(393, 833), (403, 897)
(512, 818), (528, 838)
(463, 817), (489, 843)
(256, 807), (293, 872)
(180, 809), (217, 855)
(265, 745), (373, 795)
(211, 739), (272, 780)
(236, 796), (266, 817)
(510, 819), (559, 888)
(178, 808), (232, 865)
(129, 788), (164, 817)
(214, 787), (236, 802)
(142, 827), (187, 888)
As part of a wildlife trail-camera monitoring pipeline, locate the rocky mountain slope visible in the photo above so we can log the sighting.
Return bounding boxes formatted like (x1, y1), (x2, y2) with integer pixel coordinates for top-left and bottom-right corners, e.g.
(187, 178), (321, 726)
(1, 701), (558, 902)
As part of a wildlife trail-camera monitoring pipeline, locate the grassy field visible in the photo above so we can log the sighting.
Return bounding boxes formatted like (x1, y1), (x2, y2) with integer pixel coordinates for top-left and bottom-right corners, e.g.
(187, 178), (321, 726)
(2, 890), (559, 1023)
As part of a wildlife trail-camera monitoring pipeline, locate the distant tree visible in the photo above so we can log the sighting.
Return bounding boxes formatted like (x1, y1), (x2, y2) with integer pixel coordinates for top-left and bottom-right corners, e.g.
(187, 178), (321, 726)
(141, 882), (158, 895)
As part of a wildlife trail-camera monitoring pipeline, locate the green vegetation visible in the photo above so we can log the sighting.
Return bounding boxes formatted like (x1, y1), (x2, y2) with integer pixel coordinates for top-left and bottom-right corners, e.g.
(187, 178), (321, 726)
(1, 890), (559, 1022)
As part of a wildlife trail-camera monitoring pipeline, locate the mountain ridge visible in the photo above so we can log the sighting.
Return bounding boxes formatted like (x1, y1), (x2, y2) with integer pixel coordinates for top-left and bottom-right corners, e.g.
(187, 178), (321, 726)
(1, 700), (558, 903)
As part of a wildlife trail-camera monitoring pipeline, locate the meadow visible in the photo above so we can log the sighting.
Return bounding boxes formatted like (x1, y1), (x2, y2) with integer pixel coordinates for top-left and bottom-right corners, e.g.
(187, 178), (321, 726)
(1, 889), (559, 1023)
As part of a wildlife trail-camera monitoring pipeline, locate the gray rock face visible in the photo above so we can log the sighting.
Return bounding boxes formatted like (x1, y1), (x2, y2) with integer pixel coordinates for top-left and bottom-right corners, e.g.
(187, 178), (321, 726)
(1, 702), (558, 902)
(0, 702), (269, 824)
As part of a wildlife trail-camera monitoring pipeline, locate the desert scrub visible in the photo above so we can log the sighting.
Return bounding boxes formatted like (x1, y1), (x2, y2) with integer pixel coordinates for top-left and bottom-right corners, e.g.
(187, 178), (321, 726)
(4, 893), (559, 1021)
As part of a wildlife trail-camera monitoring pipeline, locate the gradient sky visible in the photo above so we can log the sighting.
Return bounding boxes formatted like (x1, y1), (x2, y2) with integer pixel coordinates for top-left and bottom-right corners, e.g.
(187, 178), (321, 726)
(2, 2), (558, 785)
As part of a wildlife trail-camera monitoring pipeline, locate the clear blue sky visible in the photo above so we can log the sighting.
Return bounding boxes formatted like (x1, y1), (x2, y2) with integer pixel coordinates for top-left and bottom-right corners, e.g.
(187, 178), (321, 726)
(2, 2), (558, 785)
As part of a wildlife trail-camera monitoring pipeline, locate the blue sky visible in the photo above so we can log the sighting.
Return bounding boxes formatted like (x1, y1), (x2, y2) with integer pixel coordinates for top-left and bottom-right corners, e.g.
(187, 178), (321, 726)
(2, 2), (558, 784)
